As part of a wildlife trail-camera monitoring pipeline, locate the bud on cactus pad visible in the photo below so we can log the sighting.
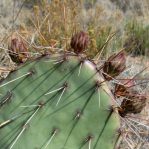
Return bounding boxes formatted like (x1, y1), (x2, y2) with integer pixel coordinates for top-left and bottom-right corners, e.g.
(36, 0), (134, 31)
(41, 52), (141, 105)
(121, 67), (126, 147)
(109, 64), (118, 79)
(0, 53), (120, 149)
(70, 31), (89, 54)
(8, 36), (29, 64)
(118, 91), (147, 117)
(103, 50), (126, 80)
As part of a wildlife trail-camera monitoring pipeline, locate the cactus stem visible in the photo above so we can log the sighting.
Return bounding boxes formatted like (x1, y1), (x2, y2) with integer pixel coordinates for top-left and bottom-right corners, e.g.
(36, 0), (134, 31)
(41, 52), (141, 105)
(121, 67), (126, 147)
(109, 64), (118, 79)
(62, 91), (95, 148)
(0, 54), (121, 148)
(43, 128), (58, 149)
(0, 72), (31, 88)
(93, 110), (113, 148)
(9, 106), (41, 149)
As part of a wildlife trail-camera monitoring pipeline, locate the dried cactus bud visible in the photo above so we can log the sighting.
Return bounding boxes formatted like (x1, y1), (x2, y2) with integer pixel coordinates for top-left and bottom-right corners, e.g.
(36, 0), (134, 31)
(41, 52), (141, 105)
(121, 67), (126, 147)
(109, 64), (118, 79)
(70, 31), (89, 54)
(103, 50), (126, 80)
(8, 37), (29, 64)
(114, 79), (135, 97)
(118, 91), (147, 117)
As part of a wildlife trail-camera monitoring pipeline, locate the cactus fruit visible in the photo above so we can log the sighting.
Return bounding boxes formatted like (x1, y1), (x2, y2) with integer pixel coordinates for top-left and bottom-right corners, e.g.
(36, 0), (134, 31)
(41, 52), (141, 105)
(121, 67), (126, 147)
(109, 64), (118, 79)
(114, 79), (147, 117)
(70, 31), (89, 54)
(0, 53), (120, 149)
(102, 50), (126, 81)
(8, 36), (29, 64)
(118, 91), (147, 117)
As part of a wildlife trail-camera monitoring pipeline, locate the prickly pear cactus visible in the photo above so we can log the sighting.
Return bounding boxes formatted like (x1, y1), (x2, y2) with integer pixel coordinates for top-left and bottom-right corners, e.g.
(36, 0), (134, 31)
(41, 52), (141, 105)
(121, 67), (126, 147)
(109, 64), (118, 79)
(0, 54), (120, 149)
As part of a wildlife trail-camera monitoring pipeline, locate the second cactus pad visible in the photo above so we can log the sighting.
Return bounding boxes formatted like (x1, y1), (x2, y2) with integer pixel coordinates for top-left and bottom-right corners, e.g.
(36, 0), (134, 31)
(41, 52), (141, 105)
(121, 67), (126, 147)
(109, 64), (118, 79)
(0, 54), (120, 149)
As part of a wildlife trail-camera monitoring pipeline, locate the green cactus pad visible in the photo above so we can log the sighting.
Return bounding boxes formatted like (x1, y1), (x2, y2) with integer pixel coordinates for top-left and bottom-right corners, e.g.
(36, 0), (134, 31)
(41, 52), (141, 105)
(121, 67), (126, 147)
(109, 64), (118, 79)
(0, 54), (120, 149)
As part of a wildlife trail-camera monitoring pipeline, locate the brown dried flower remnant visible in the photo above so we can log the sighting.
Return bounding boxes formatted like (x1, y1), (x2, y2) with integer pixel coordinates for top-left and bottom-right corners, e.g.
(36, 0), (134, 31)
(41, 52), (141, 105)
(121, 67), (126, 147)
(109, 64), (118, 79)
(118, 91), (147, 117)
(114, 79), (135, 97)
(8, 37), (29, 64)
(70, 31), (89, 54)
(102, 50), (126, 80)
